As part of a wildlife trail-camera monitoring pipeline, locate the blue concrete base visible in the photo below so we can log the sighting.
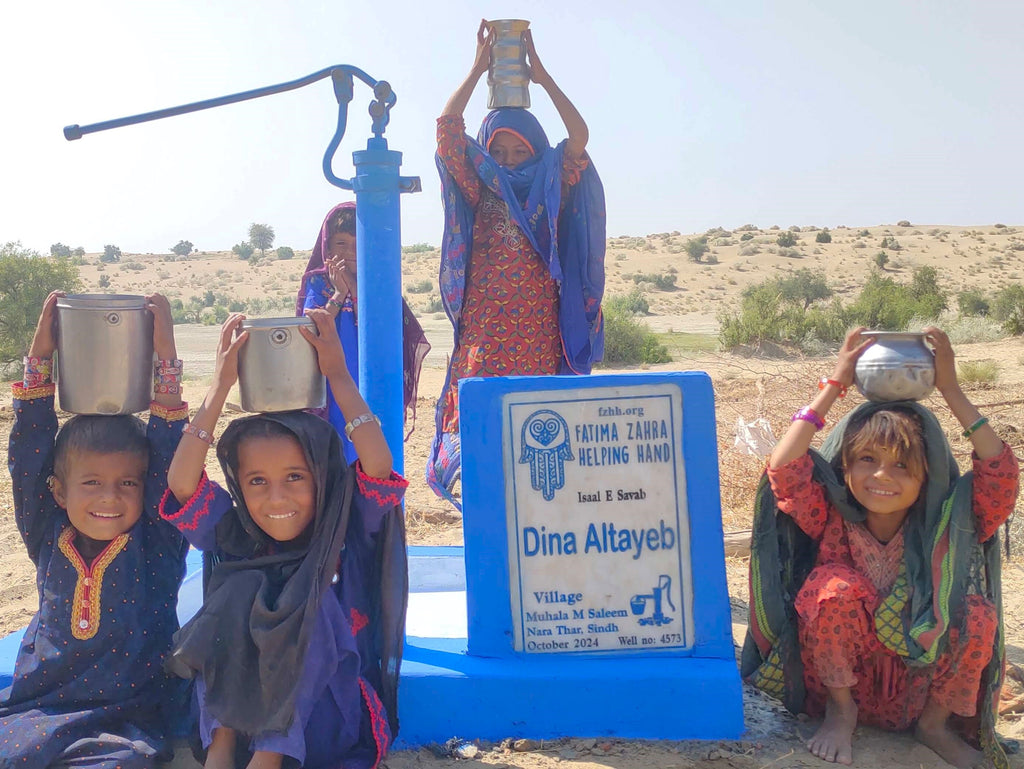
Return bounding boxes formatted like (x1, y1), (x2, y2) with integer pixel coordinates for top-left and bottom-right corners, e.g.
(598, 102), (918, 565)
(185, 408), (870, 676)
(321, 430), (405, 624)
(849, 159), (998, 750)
(399, 635), (744, 744)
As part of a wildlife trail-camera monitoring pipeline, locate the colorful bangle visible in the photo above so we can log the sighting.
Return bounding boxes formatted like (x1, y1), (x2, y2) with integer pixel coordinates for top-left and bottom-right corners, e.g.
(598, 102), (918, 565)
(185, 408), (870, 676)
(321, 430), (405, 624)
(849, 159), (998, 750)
(818, 377), (847, 398)
(327, 294), (348, 311)
(962, 416), (989, 439)
(23, 356), (54, 388)
(792, 406), (825, 431)
(154, 383), (182, 395)
(155, 359), (183, 375)
(344, 412), (381, 440)
(183, 423), (215, 445)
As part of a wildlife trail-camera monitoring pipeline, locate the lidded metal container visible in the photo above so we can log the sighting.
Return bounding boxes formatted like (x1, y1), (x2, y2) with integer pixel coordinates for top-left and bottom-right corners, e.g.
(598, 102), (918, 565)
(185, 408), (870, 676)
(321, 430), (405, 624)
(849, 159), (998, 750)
(238, 317), (325, 413)
(854, 331), (936, 402)
(487, 19), (531, 109)
(55, 294), (153, 415)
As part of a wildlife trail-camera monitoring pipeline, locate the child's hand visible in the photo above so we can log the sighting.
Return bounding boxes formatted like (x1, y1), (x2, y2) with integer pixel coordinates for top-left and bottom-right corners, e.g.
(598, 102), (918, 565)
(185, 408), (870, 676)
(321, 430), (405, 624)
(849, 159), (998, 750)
(326, 255), (357, 305)
(472, 19), (495, 77)
(523, 30), (553, 89)
(831, 326), (874, 387)
(146, 293), (177, 360)
(28, 291), (64, 358)
(923, 326), (959, 395)
(299, 308), (350, 381)
(212, 314), (248, 392)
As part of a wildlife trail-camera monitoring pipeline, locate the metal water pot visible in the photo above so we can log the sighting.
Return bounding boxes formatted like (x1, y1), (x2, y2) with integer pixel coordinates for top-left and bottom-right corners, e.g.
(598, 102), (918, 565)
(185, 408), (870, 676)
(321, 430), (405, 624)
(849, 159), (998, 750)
(487, 19), (531, 109)
(55, 294), (153, 415)
(238, 318), (326, 413)
(854, 332), (935, 402)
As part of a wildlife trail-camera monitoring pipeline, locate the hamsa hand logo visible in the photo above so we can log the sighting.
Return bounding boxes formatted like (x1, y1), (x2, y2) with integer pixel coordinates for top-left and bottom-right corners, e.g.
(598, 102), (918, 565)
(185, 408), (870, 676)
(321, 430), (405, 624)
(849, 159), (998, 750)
(519, 409), (574, 501)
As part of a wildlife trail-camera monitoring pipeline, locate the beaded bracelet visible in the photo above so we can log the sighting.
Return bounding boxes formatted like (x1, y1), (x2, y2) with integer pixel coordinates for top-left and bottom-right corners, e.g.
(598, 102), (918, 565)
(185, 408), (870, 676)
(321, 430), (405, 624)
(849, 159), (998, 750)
(154, 383), (182, 395)
(962, 416), (989, 439)
(818, 377), (847, 398)
(23, 356), (53, 389)
(183, 423), (215, 445)
(155, 359), (184, 375)
(792, 406), (825, 431)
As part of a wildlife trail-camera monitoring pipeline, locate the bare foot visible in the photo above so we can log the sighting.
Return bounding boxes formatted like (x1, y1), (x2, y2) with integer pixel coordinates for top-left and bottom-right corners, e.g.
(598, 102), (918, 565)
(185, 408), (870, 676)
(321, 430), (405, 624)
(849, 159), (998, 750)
(914, 719), (989, 769)
(205, 727), (237, 769)
(807, 695), (857, 764)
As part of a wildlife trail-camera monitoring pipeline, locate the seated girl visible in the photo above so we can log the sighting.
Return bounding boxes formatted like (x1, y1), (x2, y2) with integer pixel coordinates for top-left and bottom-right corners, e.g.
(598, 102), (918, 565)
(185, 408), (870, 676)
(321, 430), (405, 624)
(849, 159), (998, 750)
(744, 327), (1019, 769)
(160, 310), (407, 769)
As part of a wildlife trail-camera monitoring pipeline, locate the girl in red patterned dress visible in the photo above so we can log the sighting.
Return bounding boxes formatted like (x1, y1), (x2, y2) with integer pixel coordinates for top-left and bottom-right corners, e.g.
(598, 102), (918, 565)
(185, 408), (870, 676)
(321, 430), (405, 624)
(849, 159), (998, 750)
(748, 326), (1018, 768)
(427, 20), (605, 505)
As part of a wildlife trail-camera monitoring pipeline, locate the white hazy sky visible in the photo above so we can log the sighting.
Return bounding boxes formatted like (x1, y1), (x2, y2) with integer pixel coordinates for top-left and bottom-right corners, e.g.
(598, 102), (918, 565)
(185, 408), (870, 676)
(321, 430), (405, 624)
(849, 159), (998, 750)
(2, 0), (1022, 257)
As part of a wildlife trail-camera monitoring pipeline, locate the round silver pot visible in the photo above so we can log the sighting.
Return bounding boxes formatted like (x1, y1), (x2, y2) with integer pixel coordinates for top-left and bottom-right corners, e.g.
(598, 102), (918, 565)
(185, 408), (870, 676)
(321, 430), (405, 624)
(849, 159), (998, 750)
(854, 331), (935, 402)
(55, 294), (154, 415)
(238, 318), (326, 413)
(487, 19), (531, 109)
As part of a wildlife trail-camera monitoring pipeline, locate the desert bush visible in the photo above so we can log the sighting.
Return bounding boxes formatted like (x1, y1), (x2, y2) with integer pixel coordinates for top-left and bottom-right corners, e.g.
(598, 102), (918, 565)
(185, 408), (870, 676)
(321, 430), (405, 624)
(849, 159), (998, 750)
(100, 244), (121, 263)
(874, 251), (890, 269)
(880, 236), (902, 251)
(604, 288), (650, 316)
(897, 220), (911, 227)
(718, 274), (844, 349)
(276, 246), (295, 260)
(171, 240), (194, 257)
(845, 268), (945, 330)
(776, 231), (797, 247)
(815, 230), (832, 244)
(50, 243), (71, 258)
(403, 243), (434, 254)
(600, 305), (670, 365)
(407, 279), (433, 294)
(233, 241), (254, 260)
(958, 360), (999, 386)
(995, 223), (1007, 229)
(957, 289), (990, 317)
(778, 247), (802, 259)
(97, 274), (111, 289)
(739, 245), (760, 256)
(929, 314), (1003, 345)
(425, 296), (444, 313)
(736, 224), (758, 231)
(684, 236), (709, 263)
(740, 233), (754, 241)
(631, 272), (677, 290)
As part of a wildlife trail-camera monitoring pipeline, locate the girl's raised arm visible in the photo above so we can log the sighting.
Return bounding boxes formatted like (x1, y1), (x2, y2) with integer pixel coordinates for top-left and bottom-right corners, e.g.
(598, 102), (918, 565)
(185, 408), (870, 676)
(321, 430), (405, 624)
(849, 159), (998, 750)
(167, 314), (248, 503)
(441, 20), (493, 118)
(769, 328), (873, 469)
(524, 30), (589, 160)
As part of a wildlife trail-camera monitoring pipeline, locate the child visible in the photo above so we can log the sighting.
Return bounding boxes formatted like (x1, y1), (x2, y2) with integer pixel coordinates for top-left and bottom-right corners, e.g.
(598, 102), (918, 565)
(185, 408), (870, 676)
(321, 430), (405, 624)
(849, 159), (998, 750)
(426, 20), (606, 506)
(161, 309), (407, 769)
(743, 327), (1019, 768)
(296, 201), (431, 462)
(1, 291), (190, 768)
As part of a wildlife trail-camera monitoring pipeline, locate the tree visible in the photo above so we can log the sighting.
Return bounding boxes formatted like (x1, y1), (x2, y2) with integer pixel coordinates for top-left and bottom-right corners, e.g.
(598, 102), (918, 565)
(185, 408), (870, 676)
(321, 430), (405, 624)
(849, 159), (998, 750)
(776, 231), (797, 248)
(248, 223), (275, 256)
(276, 246), (295, 260)
(0, 242), (81, 364)
(232, 241), (254, 260)
(50, 243), (71, 258)
(684, 236), (709, 263)
(874, 251), (889, 270)
(772, 268), (832, 309)
(101, 244), (122, 263)
(72, 246), (86, 258)
(171, 240), (194, 257)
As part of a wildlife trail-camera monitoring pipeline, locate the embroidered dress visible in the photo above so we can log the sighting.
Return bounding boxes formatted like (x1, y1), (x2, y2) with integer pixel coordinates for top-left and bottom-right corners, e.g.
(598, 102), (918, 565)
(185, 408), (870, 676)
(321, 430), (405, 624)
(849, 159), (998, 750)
(1, 384), (189, 769)
(160, 414), (408, 769)
(427, 112), (605, 505)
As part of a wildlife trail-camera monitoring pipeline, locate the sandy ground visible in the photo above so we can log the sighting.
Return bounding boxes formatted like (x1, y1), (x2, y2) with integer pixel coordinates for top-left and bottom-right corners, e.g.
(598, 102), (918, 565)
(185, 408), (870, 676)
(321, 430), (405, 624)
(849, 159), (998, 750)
(4, 222), (1024, 768)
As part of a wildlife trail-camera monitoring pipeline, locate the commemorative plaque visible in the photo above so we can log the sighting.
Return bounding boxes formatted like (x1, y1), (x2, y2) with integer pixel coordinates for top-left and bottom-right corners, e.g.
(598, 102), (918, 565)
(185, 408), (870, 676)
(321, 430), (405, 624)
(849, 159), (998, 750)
(503, 384), (694, 654)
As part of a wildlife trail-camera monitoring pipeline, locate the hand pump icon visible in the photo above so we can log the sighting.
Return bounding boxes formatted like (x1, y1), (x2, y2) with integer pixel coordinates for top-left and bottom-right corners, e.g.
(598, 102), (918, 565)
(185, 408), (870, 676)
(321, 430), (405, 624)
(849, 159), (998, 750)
(630, 575), (675, 627)
(63, 65), (419, 473)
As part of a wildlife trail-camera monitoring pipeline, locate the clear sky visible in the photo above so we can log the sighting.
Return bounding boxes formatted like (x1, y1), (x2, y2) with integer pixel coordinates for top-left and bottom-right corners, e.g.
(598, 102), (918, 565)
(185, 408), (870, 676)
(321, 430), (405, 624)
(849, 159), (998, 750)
(2, 0), (1022, 256)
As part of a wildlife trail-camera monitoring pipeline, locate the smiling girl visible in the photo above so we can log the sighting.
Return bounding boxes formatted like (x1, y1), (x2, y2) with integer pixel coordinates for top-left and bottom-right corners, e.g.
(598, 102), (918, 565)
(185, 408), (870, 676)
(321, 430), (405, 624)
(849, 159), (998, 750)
(161, 310), (407, 769)
(744, 327), (1019, 769)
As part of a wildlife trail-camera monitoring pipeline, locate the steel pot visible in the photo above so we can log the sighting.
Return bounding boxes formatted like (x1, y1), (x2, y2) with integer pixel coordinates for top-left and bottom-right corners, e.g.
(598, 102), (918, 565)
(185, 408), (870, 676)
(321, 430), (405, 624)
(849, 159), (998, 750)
(238, 318), (325, 413)
(487, 19), (531, 109)
(55, 294), (153, 415)
(854, 331), (935, 402)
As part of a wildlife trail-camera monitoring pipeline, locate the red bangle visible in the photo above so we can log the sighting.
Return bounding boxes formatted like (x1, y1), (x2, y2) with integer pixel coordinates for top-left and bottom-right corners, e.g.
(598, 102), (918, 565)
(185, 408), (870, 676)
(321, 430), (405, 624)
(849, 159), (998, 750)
(792, 406), (825, 431)
(818, 377), (847, 397)
(183, 423), (215, 446)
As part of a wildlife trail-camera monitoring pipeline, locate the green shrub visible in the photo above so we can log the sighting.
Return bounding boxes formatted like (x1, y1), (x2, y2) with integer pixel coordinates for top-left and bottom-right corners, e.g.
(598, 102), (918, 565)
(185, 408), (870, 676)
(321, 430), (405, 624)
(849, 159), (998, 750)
(402, 242), (434, 254)
(425, 296), (444, 313)
(407, 279), (433, 294)
(874, 251), (889, 269)
(604, 289), (649, 316)
(233, 241), (254, 260)
(957, 289), (990, 317)
(601, 306), (670, 365)
(880, 236), (902, 251)
(815, 230), (832, 244)
(776, 231), (797, 247)
(958, 360), (999, 385)
(740, 232), (754, 241)
(100, 244), (121, 263)
(684, 236), (709, 263)
(276, 246), (295, 260)
(98, 274), (111, 289)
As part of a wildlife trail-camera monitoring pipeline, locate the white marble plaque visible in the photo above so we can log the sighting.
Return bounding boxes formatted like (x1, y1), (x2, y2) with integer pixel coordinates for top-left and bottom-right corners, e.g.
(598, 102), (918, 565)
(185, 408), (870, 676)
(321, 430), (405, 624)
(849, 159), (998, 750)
(504, 384), (694, 654)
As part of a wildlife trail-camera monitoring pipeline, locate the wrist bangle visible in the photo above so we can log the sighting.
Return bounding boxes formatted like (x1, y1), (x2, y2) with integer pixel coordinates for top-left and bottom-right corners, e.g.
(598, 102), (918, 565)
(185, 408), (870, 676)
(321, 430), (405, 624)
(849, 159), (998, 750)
(962, 416), (989, 439)
(818, 377), (847, 398)
(792, 406), (825, 431)
(344, 412), (380, 440)
(183, 423), (215, 446)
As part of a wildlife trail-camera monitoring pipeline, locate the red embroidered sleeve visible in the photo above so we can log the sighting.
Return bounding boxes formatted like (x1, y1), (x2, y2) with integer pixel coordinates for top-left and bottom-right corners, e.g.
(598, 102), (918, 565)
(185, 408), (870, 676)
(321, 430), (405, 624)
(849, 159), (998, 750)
(766, 453), (830, 540)
(355, 460), (408, 509)
(11, 381), (56, 400)
(159, 471), (232, 551)
(971, 442), (1020, 543)
(437, 115), (482, 208)
(561, 151), (590, 187)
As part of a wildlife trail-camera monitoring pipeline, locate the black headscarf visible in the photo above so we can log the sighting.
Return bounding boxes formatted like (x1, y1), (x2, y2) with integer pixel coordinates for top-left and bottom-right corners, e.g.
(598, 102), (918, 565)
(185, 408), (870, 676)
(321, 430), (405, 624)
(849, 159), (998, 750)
(167, 412), (354, 734)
